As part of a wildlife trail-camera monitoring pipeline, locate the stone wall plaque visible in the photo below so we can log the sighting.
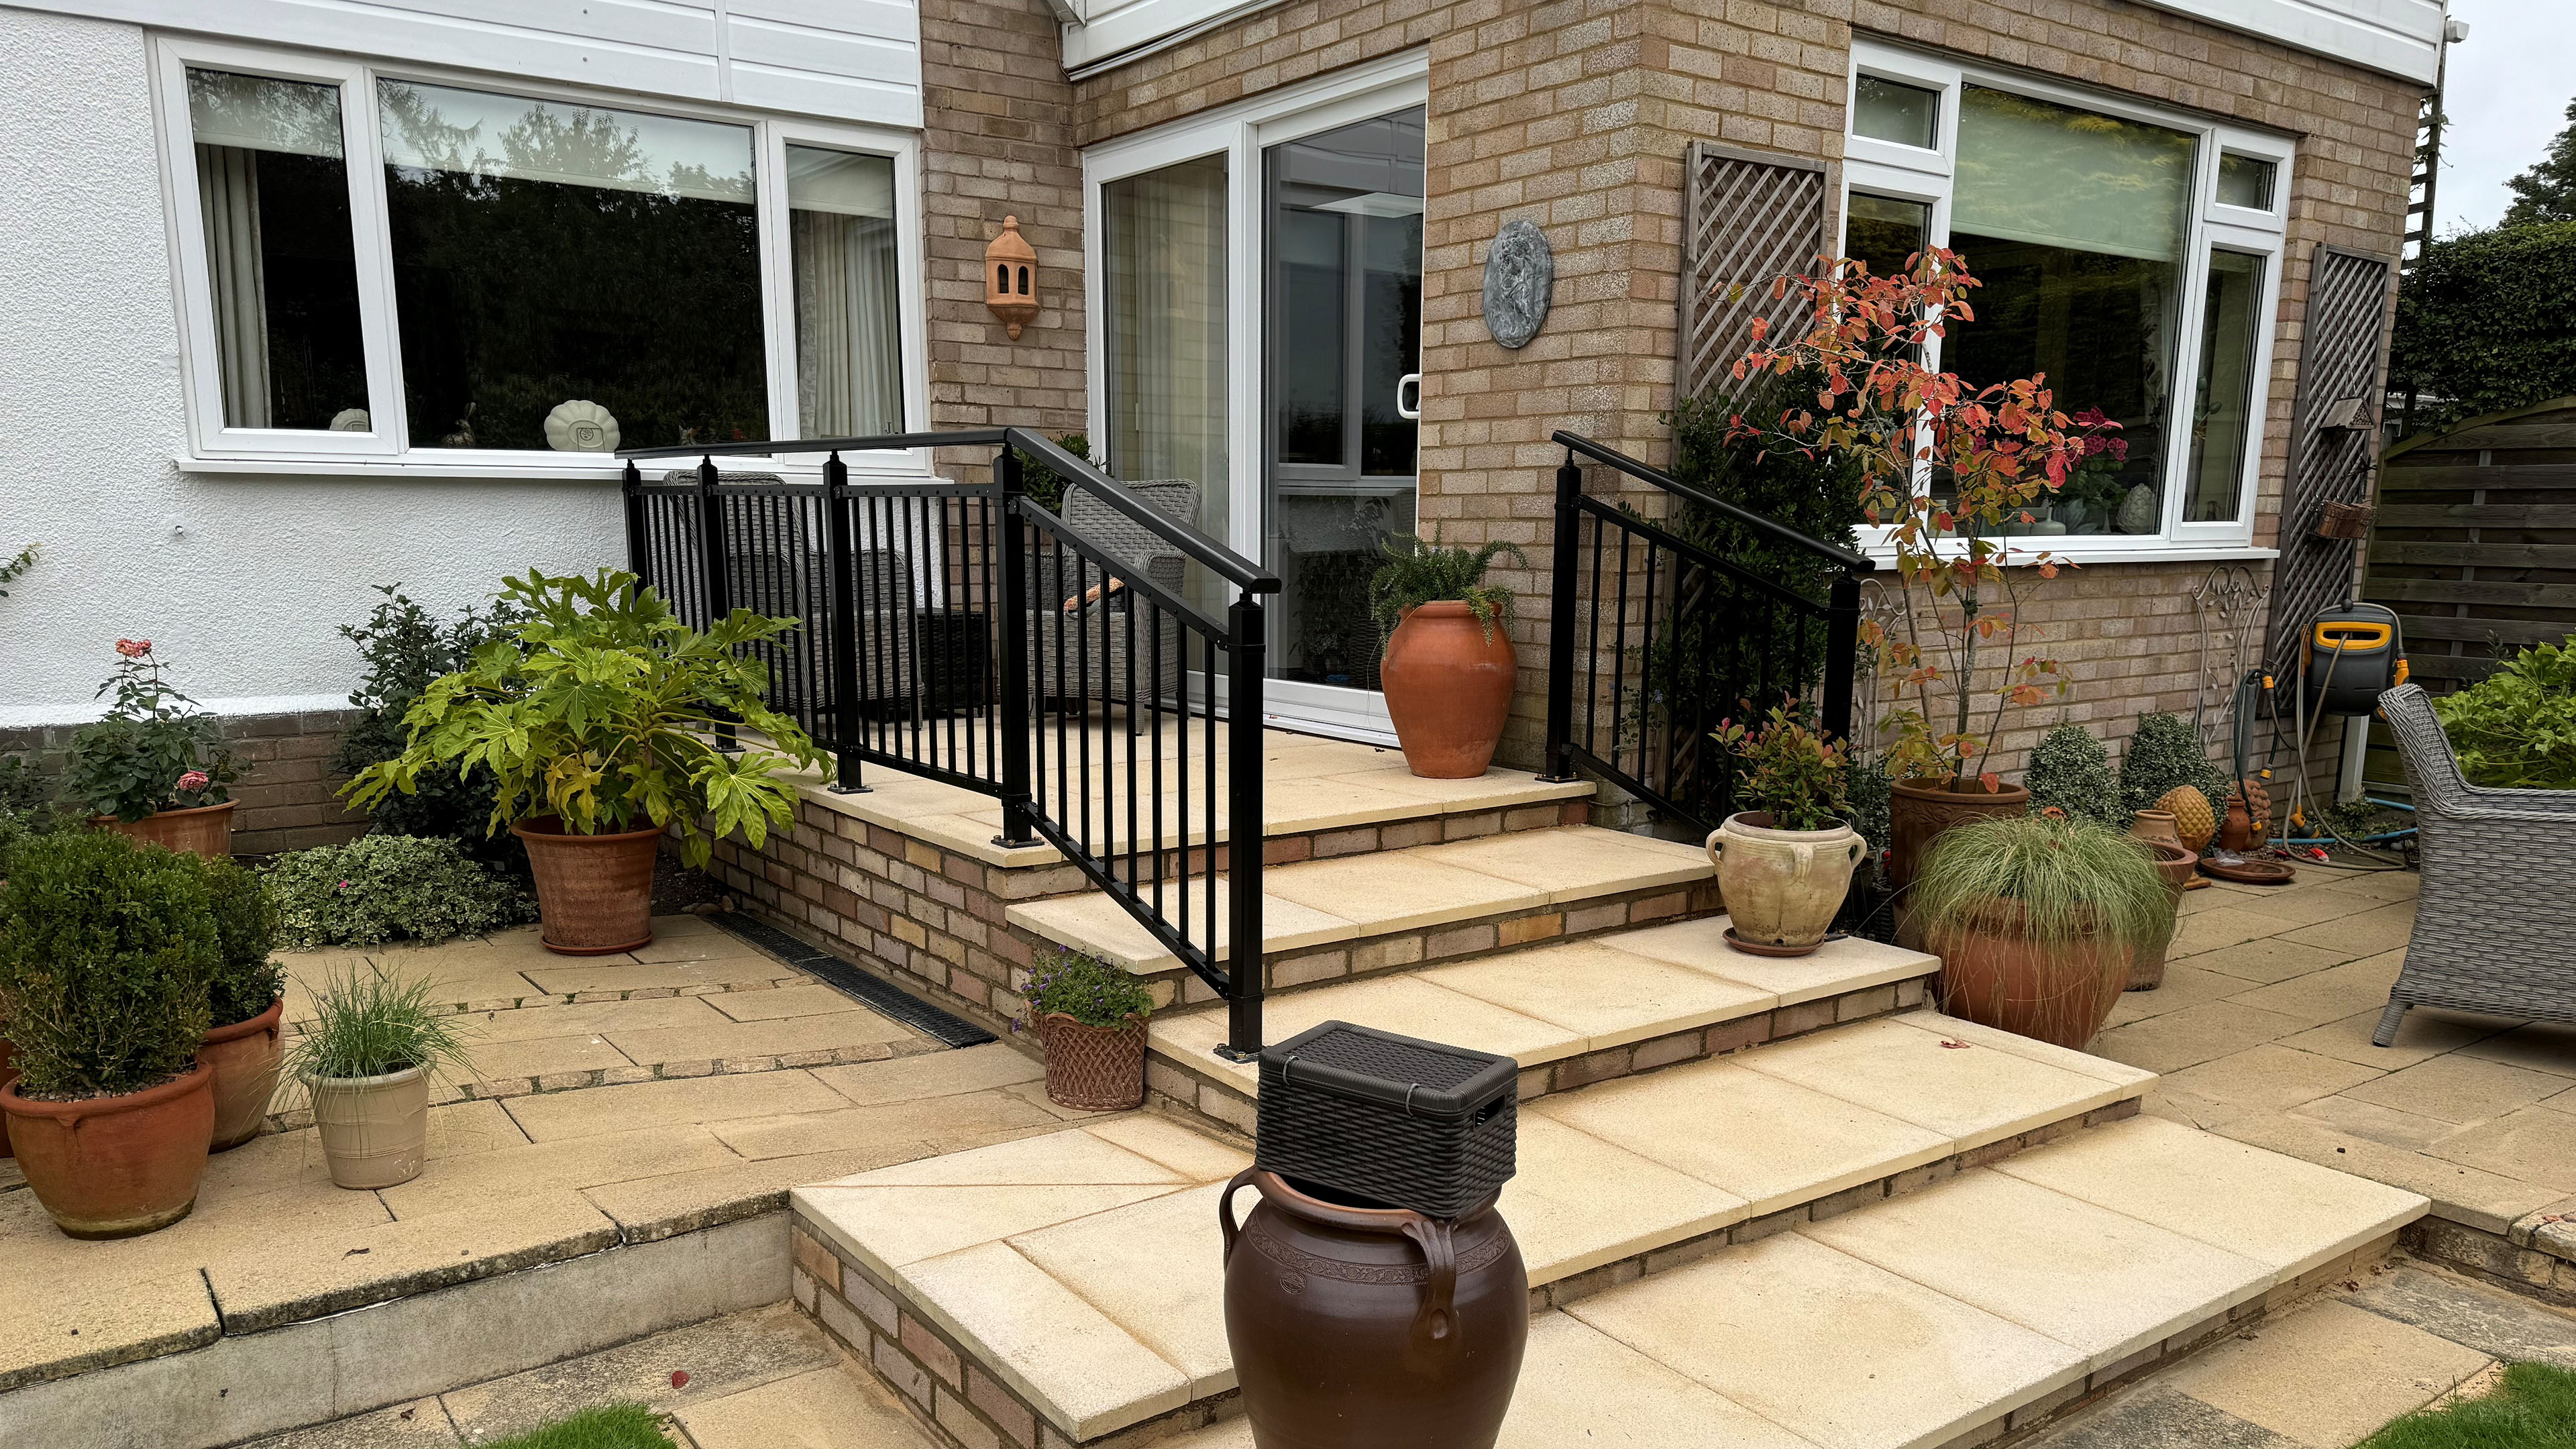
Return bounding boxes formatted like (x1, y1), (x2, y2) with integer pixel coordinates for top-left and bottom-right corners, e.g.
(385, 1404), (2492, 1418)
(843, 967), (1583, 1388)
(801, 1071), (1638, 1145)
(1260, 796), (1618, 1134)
(1481, 219), (1553, 350)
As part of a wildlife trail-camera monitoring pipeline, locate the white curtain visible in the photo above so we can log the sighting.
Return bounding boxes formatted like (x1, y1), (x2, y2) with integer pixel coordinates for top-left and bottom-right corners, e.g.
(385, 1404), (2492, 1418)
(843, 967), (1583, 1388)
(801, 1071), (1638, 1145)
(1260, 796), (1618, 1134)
(1104, 155), (1228, 509)
(195, 144), (271, 429)
(792, 210), (903, 437)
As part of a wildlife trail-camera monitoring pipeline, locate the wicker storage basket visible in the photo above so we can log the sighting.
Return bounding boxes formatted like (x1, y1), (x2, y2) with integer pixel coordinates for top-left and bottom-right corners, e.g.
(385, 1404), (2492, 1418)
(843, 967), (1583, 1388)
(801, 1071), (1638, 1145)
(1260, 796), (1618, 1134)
(1253, 1021), (1517, 1218)
(2315, 500), (2374, 541)
(1040, 1013), (1145, 1112)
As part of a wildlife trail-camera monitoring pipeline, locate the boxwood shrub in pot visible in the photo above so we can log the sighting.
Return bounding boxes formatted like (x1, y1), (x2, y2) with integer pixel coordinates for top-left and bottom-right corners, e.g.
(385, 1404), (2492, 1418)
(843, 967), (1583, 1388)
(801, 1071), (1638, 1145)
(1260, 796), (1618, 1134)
(1705, 703), (1865, 957)
(284, 964), (473, 1189)
(1022, 951), (1154, 1112)
(345, 569), (825, 956)
(0, 831), (220, 1238)
(202, 857), (288, 1151)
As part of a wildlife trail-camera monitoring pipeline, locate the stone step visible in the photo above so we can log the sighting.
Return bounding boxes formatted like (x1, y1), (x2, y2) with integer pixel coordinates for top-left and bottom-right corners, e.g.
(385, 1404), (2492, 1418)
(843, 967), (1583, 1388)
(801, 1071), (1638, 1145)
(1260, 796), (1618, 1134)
(1005, 825), (1717, 987)
(1147, 915), (1940, 1132)
(1155, 1116), (2429, 1449)
(788, 1010), (2161, 1446)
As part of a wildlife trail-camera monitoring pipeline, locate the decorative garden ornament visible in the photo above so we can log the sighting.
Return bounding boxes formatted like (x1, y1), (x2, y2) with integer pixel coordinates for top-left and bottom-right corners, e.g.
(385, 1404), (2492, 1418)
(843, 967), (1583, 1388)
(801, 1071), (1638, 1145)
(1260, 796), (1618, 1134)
(1481, 219), (1553, 350)
(329, 407), (371, 431)
(2116, 482), (2159, 533)
(543, 400), (621, 453)
(984, 216), (1039, 340)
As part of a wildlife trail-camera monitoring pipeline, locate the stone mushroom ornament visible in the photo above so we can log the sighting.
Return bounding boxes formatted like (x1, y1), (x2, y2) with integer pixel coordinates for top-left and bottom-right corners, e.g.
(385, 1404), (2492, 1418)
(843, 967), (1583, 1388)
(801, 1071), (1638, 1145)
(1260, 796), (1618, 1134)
(985, 216), (1038, 341)
(543, 400), (621, 453)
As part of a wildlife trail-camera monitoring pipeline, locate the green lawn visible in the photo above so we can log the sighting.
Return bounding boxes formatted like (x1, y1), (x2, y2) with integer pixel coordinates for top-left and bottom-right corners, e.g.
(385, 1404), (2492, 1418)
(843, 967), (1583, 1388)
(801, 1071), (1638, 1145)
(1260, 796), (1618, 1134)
(2361, 1363), (2576, 1448)
(481, 1404), (671, 1449)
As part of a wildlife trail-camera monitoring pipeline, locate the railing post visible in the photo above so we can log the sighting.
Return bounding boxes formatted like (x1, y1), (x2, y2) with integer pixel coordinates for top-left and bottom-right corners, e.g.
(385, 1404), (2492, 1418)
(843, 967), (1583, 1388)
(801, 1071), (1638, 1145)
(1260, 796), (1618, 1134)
(1538, 451), (1583, 782)
(993, 443), (1039, 848)
(696, 455), (739, 753)
(620, 460), (646, 581)
(1822, 570), (1861, 745)
(1218, 591), (1267, 1061)
(821, 451), (867, 794)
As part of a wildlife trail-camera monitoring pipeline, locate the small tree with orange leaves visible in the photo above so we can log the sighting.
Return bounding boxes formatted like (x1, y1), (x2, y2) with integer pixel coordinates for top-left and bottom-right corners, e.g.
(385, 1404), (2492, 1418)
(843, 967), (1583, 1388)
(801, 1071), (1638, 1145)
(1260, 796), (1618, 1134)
(1725, 248), (2123, 792)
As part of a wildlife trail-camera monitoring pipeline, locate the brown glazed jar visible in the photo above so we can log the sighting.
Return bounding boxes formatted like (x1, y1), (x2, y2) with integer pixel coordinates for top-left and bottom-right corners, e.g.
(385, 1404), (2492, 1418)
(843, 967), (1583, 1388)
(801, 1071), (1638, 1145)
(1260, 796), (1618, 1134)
(1220, 1169), (1527, 1449)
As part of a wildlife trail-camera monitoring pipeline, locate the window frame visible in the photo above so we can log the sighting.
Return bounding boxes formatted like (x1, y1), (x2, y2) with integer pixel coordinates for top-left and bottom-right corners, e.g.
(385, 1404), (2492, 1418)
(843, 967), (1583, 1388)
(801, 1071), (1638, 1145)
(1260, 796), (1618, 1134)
(151, 35), (931, 480)
(1837, 40), (2294, 560)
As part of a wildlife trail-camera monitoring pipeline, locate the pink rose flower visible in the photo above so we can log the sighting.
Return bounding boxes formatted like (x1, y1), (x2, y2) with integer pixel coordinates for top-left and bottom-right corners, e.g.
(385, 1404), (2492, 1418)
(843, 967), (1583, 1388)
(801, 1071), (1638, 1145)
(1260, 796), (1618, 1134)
(115, 638), (152, 658)
(178, 769), (211, 793)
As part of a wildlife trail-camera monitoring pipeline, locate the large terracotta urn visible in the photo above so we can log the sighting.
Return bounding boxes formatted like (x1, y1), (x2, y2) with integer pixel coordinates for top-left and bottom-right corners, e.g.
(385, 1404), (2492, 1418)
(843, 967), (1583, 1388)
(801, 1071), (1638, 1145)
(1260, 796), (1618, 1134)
(1381, 603), (1517, 780)
(1707, 812), (1866, 956)
(93, 801), (235, 861)
(3, 1062), (216, 1239)
(1222, 1169), (1527, 1449)
(202, 996), (284, 1151)
(1930, 904), (2131, 1051)
(510, 816), (661, 955)
(1887, 777), (2029, 890)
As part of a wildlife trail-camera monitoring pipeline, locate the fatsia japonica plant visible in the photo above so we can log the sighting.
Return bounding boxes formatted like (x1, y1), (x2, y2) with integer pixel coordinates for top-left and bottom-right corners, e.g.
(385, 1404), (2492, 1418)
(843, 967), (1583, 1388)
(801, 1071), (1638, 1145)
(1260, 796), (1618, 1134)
(1725, 248), (2124, 792)
(343, 569), (826, 867)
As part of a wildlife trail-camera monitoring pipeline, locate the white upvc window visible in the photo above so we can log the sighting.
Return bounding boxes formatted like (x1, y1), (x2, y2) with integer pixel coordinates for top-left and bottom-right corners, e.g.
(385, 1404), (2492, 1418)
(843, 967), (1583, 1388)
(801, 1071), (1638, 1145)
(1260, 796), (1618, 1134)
(1840, 40), (2294, 559)
(151, 36), (930, 480)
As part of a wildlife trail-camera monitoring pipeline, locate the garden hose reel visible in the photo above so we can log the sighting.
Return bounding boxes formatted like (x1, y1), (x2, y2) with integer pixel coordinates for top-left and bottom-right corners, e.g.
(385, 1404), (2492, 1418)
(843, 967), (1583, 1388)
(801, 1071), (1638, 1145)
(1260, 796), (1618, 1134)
(2301, 602), (2408, 717)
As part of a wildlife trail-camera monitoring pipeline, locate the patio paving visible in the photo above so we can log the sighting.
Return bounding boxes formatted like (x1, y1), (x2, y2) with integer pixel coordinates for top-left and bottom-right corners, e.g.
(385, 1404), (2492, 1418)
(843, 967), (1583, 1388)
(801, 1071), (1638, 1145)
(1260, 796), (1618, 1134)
(2089, 864), (2576, 1244)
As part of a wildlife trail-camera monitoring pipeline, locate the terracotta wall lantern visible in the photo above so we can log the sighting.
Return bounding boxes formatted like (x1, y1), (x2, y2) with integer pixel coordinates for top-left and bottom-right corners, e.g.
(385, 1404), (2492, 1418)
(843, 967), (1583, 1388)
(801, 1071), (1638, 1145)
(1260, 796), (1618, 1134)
(985, 216), (1038, 340)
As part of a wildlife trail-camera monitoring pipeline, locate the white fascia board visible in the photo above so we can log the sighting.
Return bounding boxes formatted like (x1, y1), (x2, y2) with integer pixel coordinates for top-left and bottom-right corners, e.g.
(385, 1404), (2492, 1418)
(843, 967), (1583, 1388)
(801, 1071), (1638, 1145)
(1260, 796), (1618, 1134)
(1061, 0), (1288, 76)
(2134, 0), (2445, 85)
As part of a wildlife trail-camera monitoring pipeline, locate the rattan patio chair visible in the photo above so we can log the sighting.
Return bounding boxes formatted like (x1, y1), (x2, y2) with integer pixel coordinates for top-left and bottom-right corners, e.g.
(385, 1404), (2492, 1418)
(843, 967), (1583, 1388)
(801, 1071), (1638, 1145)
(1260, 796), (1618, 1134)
(2372, 682), (2576, 1045)
(1030, 478), (1199, 729)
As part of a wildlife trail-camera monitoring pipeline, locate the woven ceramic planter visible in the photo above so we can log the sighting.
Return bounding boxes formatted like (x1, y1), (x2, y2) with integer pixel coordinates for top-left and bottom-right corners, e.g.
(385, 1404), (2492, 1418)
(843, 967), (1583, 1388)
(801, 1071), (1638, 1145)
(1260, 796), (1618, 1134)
(1040, 1013), (1145, 1112)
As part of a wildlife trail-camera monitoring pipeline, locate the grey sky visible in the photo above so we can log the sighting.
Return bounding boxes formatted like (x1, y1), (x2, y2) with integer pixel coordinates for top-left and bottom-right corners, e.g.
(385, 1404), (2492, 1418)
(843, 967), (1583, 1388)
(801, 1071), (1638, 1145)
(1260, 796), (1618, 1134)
(2432, 0), (2576, 235)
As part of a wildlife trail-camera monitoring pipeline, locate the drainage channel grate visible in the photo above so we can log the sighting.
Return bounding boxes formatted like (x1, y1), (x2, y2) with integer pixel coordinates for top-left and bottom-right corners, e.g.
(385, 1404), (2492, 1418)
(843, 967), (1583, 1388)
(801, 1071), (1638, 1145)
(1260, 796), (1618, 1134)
(713, 914), (998, 1049)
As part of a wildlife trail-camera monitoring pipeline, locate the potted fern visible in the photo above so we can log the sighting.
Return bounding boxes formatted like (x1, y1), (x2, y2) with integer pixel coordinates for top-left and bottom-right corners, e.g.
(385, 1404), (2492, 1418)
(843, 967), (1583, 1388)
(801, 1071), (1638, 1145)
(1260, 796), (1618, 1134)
(1022, 951), (1155, 1112)
(346, 570), (825, 955)
(1705, 703), (1865, 956)
(286, 964), (473, 1189)
(1368, 533), (1529, 778)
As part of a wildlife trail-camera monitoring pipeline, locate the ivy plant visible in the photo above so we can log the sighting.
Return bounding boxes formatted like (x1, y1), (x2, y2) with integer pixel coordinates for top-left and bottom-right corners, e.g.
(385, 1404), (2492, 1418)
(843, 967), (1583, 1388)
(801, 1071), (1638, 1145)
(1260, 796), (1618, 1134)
(344, 569), (826, 867)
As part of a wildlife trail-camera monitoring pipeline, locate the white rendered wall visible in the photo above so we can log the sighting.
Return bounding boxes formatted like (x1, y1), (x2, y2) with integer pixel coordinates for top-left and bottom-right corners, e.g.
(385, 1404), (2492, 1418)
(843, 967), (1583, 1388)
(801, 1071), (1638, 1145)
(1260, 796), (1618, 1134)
(0, 8), (626, 725)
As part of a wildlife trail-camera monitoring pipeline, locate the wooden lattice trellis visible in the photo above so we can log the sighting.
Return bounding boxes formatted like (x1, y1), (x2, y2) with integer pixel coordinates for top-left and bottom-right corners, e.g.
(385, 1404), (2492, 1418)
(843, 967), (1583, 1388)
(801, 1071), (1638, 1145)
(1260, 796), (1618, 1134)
(2261, 245), (2398, 680)
(1678, 141), (1830, 401)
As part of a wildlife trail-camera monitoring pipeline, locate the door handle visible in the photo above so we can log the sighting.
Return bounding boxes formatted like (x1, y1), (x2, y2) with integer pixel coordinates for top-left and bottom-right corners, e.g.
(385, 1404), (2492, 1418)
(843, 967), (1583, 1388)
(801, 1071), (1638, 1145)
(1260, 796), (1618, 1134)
(1396, 373), (1421, 421)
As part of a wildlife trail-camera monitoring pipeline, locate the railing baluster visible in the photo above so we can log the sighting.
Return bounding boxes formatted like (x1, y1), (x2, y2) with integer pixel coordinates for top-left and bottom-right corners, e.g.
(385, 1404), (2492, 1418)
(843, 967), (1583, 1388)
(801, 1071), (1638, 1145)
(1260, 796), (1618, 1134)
(1220, 594), (1266, 1061)
(696, 456), (737, 753)
(1541, 454), (1581, 781)
(994, 446), (1038, 849)
(822, 453), (865, 793)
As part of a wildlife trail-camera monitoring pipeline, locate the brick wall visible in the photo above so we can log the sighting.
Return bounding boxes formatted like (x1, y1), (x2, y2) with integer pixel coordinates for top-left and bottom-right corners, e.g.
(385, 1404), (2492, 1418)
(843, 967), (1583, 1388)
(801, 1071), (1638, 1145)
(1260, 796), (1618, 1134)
(0, 708), (368, 857)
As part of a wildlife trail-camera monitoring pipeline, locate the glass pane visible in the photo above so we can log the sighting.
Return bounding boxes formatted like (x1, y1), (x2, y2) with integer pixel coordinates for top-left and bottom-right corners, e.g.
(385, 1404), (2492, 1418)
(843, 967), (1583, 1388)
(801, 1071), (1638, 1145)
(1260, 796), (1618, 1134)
(186, 69), (369, 431)
(1104, 154), (1229, 570)
(1955, 86), (2195, 264)
(1846, 192), (1929, 279)
(1276, 207), (1346, 466)
(2217, 152), (2275, 210)
(1358, 209), (1421, 477)
(1854, 75), (1939, 150)
(2184, 251), (2265, 523)
(788, 147), (902, 437)
(378, 80), (766, 450)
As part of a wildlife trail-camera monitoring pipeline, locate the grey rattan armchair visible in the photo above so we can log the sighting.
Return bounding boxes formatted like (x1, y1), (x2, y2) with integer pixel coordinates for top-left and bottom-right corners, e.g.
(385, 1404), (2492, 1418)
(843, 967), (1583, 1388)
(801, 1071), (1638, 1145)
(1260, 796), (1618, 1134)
(1031, 478), (1200, 728)
(2372, 682), (2576, 1045)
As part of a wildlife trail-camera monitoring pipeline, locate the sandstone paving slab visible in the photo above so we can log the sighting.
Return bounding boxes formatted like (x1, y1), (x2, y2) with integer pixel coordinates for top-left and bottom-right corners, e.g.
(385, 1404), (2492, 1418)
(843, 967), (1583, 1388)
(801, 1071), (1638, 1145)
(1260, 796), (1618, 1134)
(2091, 1000), (2310, 1074)
(606, 1010), (916, 1067)
(233, 1399), (460, 1449)
(2453, 1020), (2576, 1078)
(2286, 1093), (2461, 1154)
(582, 1141), (946, 1242)
(795, 1183), (1184, 1278)
(442, 1301), (837, 1442)
(707, 983), (875, 1022)
(1409, 825), (1710, 904)
(1078, 1114), (1251, 1181)
(1415, 940), (1774, 1052)
(2104, 962), (2253, 1027)
(2221, 953), (2409, 1033)
(2277, 1007), (2512, 1071)
(2151, 1044), (2385, 1129)
(708, 1088), (1063, 1162)
(1532, 1058), (1951, 1216)
(900, 1238), (1192, 1440)
(2176, 936), (2362, 986)
(821, 1124), (1191, 1187)
(2159, 1297), (2491, 1449)
(1735, 1014), (2144, 1149)
(2169, 906), (2302, 958)
(2316, 869), (2424, 906)
(2274, 903), (2420, 963)
(458, 1032), (637, 1082)
(2426, 1104), (2576, 1193)
(1994, 1116), (2427, 1279)
(2342, 1053), (2574, 1125)
(2226, 886), (2392, 928)
(2216, 1110), (2556, 1235)
(1492, 1311), (1817, 1449)
(207, 1192), (621, 1332)
(676, 1358), (942, 1449)
(502, 1070), (854, 1140)
(2331, 1262), (2576, 1371)
(1256, 849), (1547, 932)
(1566, 1229), (2088, 1449)
(1597, 918), (1936, 1004)
(1801, 1169), (2272, 1371)
(1152, 974), (1576, 1088)
(814, 1043), (1043, 1106)
(2017, 1381), (2304, 1449)
(458, 994), (733, 1044)
(1010, 880), (1353, 971)
(1008, 1181), (1238, 1399)
(0, 1265), (219, 1395)
(1325, 765), (1591, 812)
(1882, 1012), (2157, 1089)
(521, 955), (812, 997)
(1499, 1113), (1750, 1283)
(629, 917), (772, 964)
(378, 1126), (743, 1220)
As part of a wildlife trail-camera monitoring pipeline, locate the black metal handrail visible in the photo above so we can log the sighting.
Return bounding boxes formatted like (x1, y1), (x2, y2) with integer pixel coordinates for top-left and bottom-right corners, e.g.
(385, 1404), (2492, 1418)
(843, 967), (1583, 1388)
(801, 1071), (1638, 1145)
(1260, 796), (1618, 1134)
(619, 429), (1278, 1057)
(1542, 429), (1874, 835)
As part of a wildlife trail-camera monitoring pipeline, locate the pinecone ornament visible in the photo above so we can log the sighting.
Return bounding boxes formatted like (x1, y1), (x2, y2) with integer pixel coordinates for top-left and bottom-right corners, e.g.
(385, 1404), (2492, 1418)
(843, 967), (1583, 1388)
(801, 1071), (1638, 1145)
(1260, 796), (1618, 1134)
(2153, 785), (2216, 852)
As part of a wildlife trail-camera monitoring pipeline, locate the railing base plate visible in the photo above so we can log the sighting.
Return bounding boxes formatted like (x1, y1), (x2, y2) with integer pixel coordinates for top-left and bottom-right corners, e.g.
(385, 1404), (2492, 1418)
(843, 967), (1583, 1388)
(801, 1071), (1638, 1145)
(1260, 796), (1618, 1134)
(1210, 1043), (1260, 1064)
(826, 783), (872, 796)
(991, 834), (1042, 849)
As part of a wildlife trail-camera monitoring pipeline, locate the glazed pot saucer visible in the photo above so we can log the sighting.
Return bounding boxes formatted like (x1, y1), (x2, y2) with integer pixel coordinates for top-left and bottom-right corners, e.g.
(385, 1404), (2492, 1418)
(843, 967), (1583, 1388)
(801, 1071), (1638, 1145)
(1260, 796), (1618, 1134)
(1723, 926), (1821, 958)
(2198, 858), (2298, 885)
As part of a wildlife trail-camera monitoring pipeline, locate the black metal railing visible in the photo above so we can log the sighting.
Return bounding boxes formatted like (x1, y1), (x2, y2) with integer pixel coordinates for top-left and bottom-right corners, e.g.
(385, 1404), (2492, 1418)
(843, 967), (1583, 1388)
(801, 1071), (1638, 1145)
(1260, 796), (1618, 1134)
(620, 430), (1279, 1057)
(1541, 430), (1874, 835)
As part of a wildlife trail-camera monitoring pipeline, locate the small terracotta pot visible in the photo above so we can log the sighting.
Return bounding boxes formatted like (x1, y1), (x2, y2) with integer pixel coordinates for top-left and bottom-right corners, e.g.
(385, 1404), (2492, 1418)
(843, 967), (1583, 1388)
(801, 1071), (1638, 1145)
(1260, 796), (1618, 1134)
(2127, 842), (2200, 991)
(0, 1038), (15, 1159)
(2129, 809), (2183, 849)
(308, 1066), (432, 1189)
(511, 816), (661, 955)
(2218, 797), (2257, 853)
(1707, 812), (1866, 955)
(3, 1063), (215, 1239)
(1381, 602), (1517, 780)
(202, 997), (284, 1151)
(93, 800), (235, 861)
(1222, 1169), (1527, 1449)
(1888, 777), (2030, 890)
(1039, 1013), (1145, 1112)
(1931, 902), (2132, 1051)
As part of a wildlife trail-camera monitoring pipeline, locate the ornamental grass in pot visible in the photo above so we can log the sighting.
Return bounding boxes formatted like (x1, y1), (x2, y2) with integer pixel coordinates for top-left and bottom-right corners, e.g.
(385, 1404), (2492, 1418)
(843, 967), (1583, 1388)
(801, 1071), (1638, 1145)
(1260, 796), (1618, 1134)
(67, 639), (238, 859)
(1370, 534), (1529, 780)
(1706, 703), (1866, 956)
(1913, 814), (2174, 1051)
(284, 965), (473, 1189)
(346, 570), (824, 955)
(201, 857), (288, 1150)
(1022, 951), (1153, 1112)
(0, 831), (220, 1238)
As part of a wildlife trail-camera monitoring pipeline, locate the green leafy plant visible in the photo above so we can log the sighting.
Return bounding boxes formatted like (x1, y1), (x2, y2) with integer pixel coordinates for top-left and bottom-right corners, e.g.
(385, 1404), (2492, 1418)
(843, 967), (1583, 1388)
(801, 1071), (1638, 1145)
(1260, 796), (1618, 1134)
(0, 543), (35, 598)
(2434, 637), (2576, 789)
(0, 755), (70, 875)
(1911, 813), (2175, 954)
(344, 570), (827, 867)
(2118, 712), (2229, 814)
(1020, 950), (1154, 1029)
(203, 855), (286, 1028)
(1013, 433), (1095, 513)
(65, 639), (237, 822)
(0, 831), (217, 1098)
(2024, 724), (2121, 826)
(2389, 221), (2576, 437)
(2357, 1361), (2576, 1448)
(1714, 702), (1854, 831)
(331, 583), (531, 865)
(1368, 531), (1529, 649)
(264, 835), (537, 950)
(283, 962), (474, 1083)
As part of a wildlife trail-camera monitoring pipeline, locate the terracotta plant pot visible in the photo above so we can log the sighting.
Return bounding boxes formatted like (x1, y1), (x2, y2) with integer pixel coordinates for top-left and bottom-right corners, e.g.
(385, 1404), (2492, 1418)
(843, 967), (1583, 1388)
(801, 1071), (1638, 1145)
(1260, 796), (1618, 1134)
(511, 816), (661, 955)
(0, 1038), (15, 1159)
(1707, 812), (1866, 956)
(2129, 809), (2183, 849)
(1040, 1013), (1145, 1112)
(202, 997), (284, 1151)
(1381, 602), (1517, 780)
(2, 1063), (215, 1239)
(93, 800), (234, 861)
(1931, 903), (2133, 1051)
(1221, 1168), (1527, 1449)
(308, 1066), (431, 1189)
(2127, 842), (2200, 991)
(1887, 777), (2030, 890)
